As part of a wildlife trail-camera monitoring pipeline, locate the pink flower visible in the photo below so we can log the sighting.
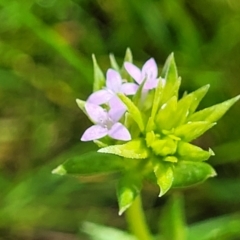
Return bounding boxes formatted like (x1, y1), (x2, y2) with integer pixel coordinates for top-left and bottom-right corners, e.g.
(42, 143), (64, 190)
(124, 58), (159, 90)
(81, 102), (131, 141)
(87, 69), (138, 105)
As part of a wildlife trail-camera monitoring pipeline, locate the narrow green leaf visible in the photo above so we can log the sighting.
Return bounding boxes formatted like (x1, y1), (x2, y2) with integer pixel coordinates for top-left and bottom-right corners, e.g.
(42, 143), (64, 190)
(174, 121), (216, 142)
(92, 54), (105, 92)
(151, 157), (174, 197)
(98, 138), (149, 159)
(188, 95), (240, 123)
(160, 53), (181, 104)
(146, 78), (165, 132)
(172, 94), (194, 127)
(123, 48), (133, 63)
(172, 85), (210, 128)
(76, 98), (86, 114)
(117, 174), (141, 215)
(109, 53), (120, 71)
(118, 93), (145, 132)
(121, 48), (133, 80)
(172, 161), (216, 188)
(52, 151), (124, 176)
(188, 84), (210, 114)
(177, 141), (214, 161)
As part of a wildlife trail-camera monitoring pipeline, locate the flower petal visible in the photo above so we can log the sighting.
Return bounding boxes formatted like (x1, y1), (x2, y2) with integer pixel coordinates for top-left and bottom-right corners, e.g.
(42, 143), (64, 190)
(109, 122), (131, 141)
(109, 97), (126, 122)
(142, 58), (158, 80)
(144, 78), (159, 90)
(124, 62), (142, 84)
(81, 125), (108, 141)
(121, 83), (139, 95)
(85, 102), (108, 124)
(87, 89), (113, 105)
(106, 69), (122, 92)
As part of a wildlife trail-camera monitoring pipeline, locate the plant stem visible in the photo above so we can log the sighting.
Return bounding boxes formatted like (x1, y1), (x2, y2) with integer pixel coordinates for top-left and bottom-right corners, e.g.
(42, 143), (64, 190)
(125, 195), (152, 240)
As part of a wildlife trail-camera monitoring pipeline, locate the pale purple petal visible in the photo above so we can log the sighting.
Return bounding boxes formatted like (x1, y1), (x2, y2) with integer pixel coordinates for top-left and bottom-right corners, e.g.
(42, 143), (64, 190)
(85, 103), (108, 124)
(87, 89), (113, 105)
(142, 58), (158, 80)
(121, 83), (139, 95)
(106, 69), (122, 92)
(81, 125), (108, 141)
(124, 62), (142, 84)
(108, 122), (131, 141)
(109, 97), (126, 122)
(144, 78), (159, 90)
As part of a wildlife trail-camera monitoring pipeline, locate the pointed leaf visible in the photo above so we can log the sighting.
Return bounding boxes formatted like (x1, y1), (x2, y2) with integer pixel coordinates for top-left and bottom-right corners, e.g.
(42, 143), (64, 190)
(188, 84), (210, 114)
(92, 54), (105, 92)
(172, 161), (216, 188)
(117, 174), (141, 215)
(151, 157), (174, 197)
(109, 53), (120, 71)
(161, 53), (181, 103)
(151, 78), (165, 117)
(121, 48), (133, 80)
(188, 95), (240, 123)
(52, 151), (123, 176)
(98, 138), (149, 159)
(172, 94), (194, 127)
(76, 98), (86, 114)
(118, 93), (145, 132)
(177, 141), (214, 161)
(174, 121), (216, 142)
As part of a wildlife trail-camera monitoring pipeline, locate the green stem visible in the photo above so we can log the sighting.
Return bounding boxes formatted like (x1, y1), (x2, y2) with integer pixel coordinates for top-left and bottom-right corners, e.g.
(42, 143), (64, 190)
(125, 195), (152, 240)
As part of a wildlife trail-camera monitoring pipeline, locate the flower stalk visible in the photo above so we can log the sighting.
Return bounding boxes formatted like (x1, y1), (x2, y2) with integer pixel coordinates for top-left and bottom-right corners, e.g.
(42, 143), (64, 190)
(125, 195), (152, 240)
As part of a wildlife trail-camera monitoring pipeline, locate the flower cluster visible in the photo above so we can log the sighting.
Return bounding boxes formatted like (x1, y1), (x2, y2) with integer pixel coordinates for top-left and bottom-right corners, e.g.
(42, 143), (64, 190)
(54, 49), (239, 215)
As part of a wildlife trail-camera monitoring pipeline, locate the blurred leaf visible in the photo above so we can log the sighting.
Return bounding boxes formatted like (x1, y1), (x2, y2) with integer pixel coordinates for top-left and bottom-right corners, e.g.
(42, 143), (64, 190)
(212, 140), (240, 165)
(82, 222), (136, 240)
(172, 161), (216, 188)
(109, 53), (120, 71)
(92, 54), (105, 92)
(188, 213), (240, 240)
(52, 151), (124, 176)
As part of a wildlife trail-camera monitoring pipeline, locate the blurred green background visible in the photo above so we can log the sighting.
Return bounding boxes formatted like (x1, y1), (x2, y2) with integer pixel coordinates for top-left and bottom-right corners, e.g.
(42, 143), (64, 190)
(0, 0), (240, 239)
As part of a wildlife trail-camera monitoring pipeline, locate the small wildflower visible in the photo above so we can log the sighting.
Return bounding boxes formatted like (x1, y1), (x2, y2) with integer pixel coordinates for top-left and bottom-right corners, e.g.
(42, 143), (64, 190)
(81, 102), (131, 141)
(87, 69), (138, 105)
(124, 58), (159, 90)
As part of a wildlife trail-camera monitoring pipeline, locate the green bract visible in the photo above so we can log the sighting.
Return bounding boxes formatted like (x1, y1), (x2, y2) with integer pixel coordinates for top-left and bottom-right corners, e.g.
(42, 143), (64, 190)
(52, 49), (240, 214)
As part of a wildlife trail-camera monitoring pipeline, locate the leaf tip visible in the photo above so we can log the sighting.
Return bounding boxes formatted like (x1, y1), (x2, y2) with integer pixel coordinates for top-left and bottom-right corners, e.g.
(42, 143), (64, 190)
(118, 205), (130, 216)
(52, 165), (67, 175)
